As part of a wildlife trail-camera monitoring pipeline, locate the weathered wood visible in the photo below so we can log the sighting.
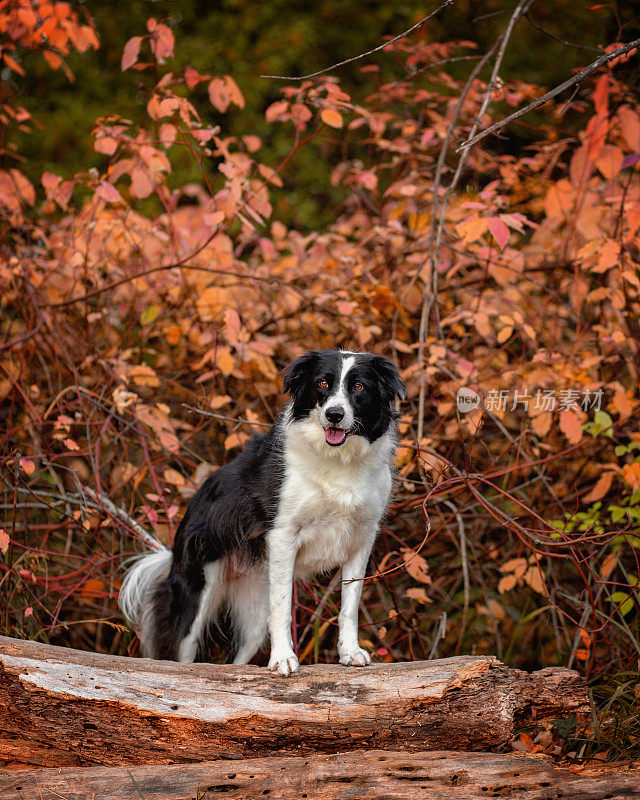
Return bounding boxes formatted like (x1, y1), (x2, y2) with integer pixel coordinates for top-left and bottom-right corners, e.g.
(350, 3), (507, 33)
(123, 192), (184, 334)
(2, 751), (639, 800)
(0, 636), (588, 768)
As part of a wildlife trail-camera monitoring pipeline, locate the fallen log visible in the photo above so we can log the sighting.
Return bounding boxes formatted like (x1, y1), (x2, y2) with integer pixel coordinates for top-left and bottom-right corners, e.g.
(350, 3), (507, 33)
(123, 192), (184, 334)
(2, 750), (638, 800)
(0, 636), (588, 768)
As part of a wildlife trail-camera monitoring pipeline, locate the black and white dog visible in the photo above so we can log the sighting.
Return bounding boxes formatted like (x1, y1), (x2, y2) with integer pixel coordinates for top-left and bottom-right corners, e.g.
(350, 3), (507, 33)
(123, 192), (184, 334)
(119, 349), (405, 675)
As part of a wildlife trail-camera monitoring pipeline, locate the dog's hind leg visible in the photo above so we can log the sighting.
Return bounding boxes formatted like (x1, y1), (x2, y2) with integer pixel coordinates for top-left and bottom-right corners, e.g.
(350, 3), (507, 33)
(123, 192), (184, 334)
(175, 560), (227, 662)
(228, 566), (269, 665)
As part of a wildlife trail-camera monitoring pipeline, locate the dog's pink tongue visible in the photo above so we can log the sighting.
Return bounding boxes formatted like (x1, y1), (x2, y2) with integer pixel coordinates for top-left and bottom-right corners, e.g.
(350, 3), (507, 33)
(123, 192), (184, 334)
(325, 427), (346, 445)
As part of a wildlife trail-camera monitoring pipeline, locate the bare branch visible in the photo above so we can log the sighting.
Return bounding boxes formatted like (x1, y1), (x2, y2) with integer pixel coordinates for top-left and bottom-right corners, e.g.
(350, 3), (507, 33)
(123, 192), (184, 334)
(80, 485), (163, 551)
(260, 0), (453, 81)
(457, 37), (640, 152)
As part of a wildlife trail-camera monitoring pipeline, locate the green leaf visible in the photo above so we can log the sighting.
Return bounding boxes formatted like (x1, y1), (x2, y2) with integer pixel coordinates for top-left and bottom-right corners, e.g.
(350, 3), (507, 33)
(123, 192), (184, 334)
(140, 305), (159, 325)
(610, 591), (634, 616)
(583, 409), (614, 438)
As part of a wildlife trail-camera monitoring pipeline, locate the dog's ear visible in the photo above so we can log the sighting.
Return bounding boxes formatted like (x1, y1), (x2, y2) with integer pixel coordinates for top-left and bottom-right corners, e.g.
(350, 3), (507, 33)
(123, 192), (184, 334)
(283, 351), (321, 399)
(372, 356), (406, 402)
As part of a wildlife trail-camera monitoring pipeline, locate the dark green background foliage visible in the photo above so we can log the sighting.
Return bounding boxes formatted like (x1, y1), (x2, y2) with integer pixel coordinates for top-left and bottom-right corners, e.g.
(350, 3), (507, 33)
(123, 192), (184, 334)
(6, 0), (638, 229)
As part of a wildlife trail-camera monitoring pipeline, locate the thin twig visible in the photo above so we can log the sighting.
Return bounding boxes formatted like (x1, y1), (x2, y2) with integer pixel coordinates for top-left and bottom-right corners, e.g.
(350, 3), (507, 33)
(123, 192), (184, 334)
(182, 404), (271, 428)
(444, 500), (470, 654)
(457, 37), (640, 152)
(261, 1), (453, 80)
(524, 12), (604, 53)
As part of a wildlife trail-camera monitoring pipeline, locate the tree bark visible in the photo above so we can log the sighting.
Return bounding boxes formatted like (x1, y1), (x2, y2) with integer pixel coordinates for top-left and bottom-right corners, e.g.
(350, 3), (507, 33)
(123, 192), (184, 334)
(2, 750), (638, 800)
(0, 636), (588, 768)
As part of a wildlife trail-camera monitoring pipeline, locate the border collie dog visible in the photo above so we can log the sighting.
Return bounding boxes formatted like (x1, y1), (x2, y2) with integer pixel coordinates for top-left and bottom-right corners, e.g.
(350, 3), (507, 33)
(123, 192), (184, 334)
(119, 349), (405, 675)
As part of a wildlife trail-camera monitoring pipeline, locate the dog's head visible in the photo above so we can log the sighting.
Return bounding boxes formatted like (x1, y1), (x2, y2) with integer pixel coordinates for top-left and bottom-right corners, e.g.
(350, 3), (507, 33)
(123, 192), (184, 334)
(283, 350), (405, 448)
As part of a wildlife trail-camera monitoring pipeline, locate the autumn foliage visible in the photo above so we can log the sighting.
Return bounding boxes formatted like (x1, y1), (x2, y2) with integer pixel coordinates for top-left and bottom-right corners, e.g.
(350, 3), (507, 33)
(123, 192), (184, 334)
(1, 2), (640, 759)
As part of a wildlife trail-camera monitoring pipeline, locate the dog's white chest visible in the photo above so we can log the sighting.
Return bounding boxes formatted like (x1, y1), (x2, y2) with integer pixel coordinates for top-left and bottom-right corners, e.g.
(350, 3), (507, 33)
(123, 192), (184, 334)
(273, 425), (393, 577)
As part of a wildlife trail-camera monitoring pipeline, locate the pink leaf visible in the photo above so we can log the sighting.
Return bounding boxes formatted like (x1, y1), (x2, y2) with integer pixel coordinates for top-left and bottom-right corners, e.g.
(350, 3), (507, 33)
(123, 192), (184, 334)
(487, 216), (510, 249)
(208, 77), (230, 113)
(121, 36), (142, 71)
(96, 181), (122, 204)
(150, 23), (174, 62)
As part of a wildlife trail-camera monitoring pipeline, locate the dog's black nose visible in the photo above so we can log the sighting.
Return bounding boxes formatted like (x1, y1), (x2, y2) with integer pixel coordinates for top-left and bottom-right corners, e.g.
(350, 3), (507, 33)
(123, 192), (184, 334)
(325, 406), (345, 424)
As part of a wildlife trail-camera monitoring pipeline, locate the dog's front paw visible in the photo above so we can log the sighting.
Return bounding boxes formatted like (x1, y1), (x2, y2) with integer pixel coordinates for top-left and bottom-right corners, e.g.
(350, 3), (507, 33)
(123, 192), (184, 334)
(339, 646), (371, 666)
(268, 649), (299, 676)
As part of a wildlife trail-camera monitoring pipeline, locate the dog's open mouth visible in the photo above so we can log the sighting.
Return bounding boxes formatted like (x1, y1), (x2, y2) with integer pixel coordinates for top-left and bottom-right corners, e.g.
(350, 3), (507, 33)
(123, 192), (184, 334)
(324, 427), (348, 446)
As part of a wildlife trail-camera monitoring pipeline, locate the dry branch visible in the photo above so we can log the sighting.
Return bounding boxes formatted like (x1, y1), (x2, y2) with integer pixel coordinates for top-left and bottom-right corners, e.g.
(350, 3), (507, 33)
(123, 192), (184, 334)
(457, 36), (640, 151)
(0, 636), (588, 768)
(2, 750), (639, 800)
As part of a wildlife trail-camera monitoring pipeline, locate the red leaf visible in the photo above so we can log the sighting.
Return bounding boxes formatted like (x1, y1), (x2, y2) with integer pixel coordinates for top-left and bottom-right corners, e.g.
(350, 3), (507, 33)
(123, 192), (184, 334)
(121, 36), (142, 71)
(184, 65), (200, 90)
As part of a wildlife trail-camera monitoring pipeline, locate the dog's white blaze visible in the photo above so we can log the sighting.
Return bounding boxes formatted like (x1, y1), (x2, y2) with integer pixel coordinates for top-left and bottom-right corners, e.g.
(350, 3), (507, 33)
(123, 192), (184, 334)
(320, 354), (356, 430)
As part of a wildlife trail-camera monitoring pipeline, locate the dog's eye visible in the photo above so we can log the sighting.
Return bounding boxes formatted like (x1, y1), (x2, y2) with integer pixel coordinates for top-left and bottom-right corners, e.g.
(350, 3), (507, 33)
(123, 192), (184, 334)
(354, 383), (363, 392)
(318, 379), (328, 389)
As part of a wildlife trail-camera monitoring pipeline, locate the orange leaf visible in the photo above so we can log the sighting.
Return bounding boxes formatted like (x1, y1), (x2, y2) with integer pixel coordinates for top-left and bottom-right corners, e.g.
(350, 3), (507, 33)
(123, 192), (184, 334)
(569, 145), (593, 187)
(216, 348), (234, 377)
(599, 553), (617, 579)
(128, 365), (160, 387)
(583, 471), (615, 504)
(3, 53), (25, 76)
(523, 565), (548, 597)
(544, 179), (574, 218)
(43, 50), (62, 70)
(164, 324), (181, 346)
(593, 74), (609, 117)
(455, 216), (487, 245)
(531, 411), (552, 438)
(593, 239), (620, 273)
(163, 468), (185, 487)
(402, 548), (431, 584)
(622, 462), (640, 492)
(594, 145), (623, 180)
(559, 409), (583, 444)
(611, 389), (635, 419)
(498, 574), (517, 594)
(0, 529), (9, 555)
(80, 578), (105, 597)
(618, 106), (640, 152)
(20, 458), (36, 476)
(321, 108), (343, 129)
(405, 587), (431, 603)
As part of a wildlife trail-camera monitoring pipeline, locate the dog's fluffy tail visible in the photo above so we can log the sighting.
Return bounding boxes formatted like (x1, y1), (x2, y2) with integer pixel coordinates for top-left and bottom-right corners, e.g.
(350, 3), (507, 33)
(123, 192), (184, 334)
(118, 547), (172, 646)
